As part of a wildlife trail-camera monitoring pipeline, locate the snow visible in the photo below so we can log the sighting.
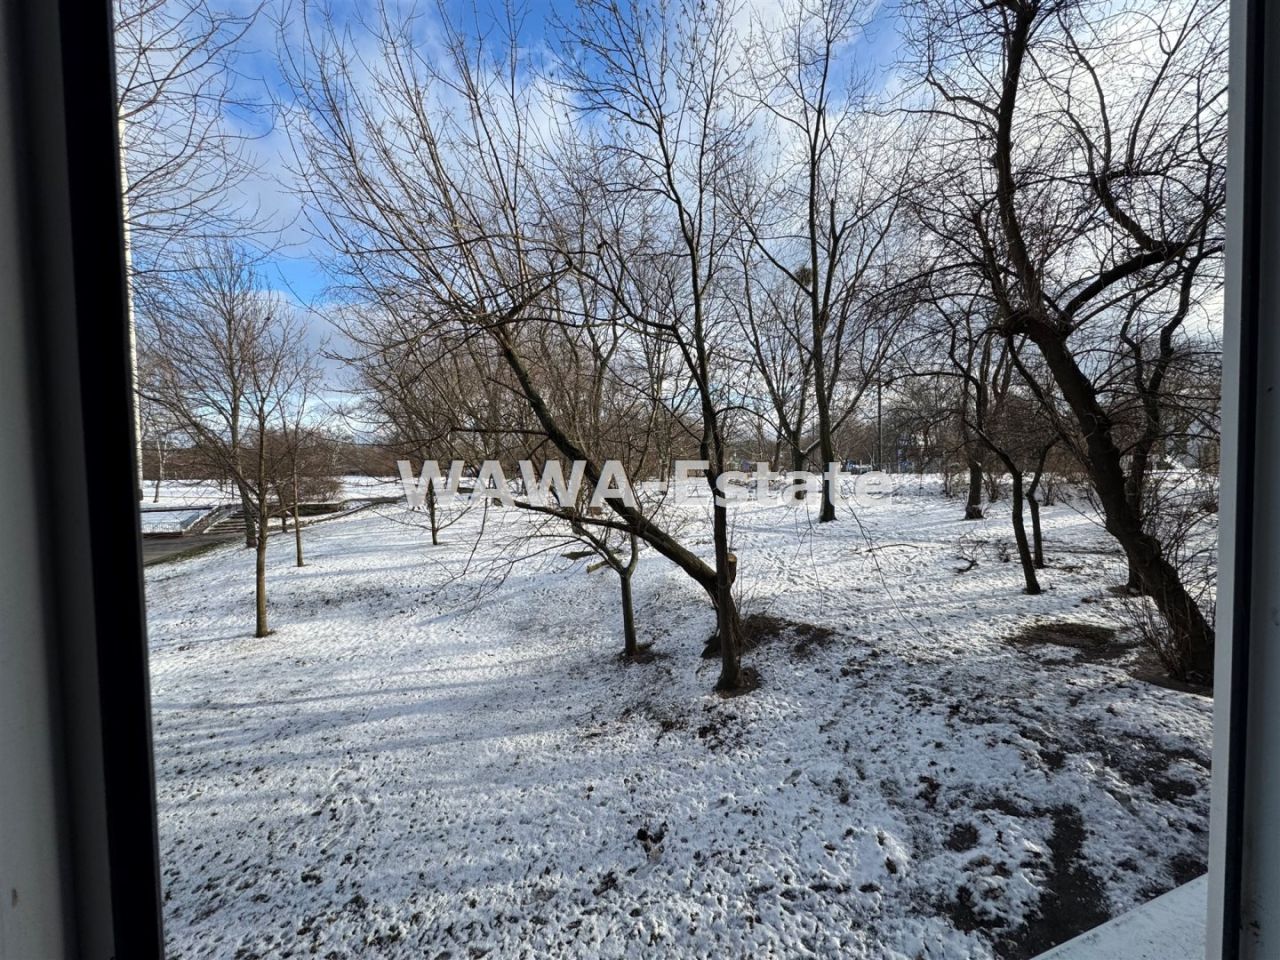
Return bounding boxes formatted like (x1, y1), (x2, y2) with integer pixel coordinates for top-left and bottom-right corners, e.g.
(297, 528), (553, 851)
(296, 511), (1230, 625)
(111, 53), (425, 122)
(144, 477), (1212, 959)
(143, 479), (241, 508)
(139, 508), (211, 534)
(1034, 875), (1206, 960)
(142, 475), (403, 509)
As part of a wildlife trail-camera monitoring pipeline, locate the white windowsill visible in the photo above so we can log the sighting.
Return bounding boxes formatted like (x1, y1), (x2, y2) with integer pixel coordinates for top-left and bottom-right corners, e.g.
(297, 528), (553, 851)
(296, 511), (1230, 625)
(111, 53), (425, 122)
(1032, 877), (1207, 960)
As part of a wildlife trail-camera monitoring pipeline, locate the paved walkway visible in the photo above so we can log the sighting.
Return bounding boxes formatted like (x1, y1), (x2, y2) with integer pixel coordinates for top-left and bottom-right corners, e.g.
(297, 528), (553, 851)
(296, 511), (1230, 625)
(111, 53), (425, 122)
(142, 499), (385, 566)
(142, 532), (241, 566)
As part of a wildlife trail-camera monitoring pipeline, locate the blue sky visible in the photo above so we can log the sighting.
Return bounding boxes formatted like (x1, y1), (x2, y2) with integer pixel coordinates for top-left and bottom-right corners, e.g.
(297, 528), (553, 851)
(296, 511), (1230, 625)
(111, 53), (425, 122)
(225, 0), (907, 308)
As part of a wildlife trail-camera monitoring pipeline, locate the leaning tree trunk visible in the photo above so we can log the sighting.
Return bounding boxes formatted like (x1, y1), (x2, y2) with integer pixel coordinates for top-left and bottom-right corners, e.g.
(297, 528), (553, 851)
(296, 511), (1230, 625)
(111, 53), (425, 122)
(494, 331), (738, 683)
(1027, 485), (1045, 569)
(1122, 462), (1148, 594)
(1028, 322), (1214, 679)
(1123, 335), (1173, 592)
(980, 6), (1213, 677)
(1007, 468), (1041, 595)
(1027, 449), (1051, 569)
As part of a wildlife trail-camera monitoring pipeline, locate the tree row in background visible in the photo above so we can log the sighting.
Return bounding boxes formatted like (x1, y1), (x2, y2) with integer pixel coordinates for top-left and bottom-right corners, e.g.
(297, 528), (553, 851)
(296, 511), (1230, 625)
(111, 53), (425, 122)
(117, 0), (1225, 686)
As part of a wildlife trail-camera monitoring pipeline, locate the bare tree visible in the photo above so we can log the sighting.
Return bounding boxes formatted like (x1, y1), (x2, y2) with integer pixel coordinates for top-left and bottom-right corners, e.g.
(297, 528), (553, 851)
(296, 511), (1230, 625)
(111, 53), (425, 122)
(510, 496), (651, 660)
(114, 0), (262, 275)
(939, 297), (1048, 594)
(273, 358), (330, 567)
(115, 0), (268, 497)
(736, 0), (909, 519)
(555, 0), (760, 685)
(137, 346), (183, 501)
(732, 255), (814, 472)
(283, 1), (753, 689)
(143, 241), (311, 637)
(905, 0), (1226, 680)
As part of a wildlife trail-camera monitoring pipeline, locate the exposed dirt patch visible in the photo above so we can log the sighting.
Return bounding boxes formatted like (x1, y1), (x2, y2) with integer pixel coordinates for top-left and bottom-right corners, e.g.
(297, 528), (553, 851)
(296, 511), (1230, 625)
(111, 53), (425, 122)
(620, 700), (685, 740)
(1008, 621), (1127, 664)
(945, 822), (980, 853)
(973, 794), (1030, 819)
(1127, 652), (1214, 697)
(1098, 731), (1208, 804)
(1167, 854), (1207, 887)
(715, 666), (761, 698)
(995, 806), (1109, 959)
(619, 643), (666, 665)
(945, 883), (1003, 935)
(741, 613), (838, 659)
(1015, 723), (1068, 772)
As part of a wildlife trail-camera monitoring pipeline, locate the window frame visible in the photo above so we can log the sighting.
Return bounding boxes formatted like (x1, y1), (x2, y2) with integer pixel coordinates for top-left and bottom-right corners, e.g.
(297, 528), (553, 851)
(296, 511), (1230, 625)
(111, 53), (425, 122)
(4, 0), (1271, 955)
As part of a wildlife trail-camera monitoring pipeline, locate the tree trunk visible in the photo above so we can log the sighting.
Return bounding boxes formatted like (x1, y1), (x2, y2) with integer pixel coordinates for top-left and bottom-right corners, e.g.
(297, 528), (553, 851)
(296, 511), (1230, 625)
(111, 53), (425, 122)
(818, 462), (836, 521)
(985, 471), (1002, 502)
(1122, 470), (1147, 593)
(816, 427), (837, 523)
(620, 569), (637, 657)
(713, 587), (742, 690)
(152, 443), (164, 503)
(494, 332), (722, 604)
(293, 471), (304, 567)
(980, 3), (1213, 678)
(1009, 470), (1041, 595)
(239, 485), (257, 548)
(964, 456), (984, 520)
(790, 437), (806, 473)
(1123, 434), (1148, 593)
(789, 434), (808, 501)
(427, 481), (439, 546)
(712, 504), (742, 690)
(1028, 321), (1214, 679)
(1027, 454), (1048, 569)
(253, 415), (270, 636)
(1028, 491), (1044, 569)
(254, 504), (270, 637)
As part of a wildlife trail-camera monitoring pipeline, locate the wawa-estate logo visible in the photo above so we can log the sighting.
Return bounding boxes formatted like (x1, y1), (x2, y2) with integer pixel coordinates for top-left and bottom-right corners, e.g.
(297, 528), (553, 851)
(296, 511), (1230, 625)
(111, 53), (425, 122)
(397, 460), (893, 510)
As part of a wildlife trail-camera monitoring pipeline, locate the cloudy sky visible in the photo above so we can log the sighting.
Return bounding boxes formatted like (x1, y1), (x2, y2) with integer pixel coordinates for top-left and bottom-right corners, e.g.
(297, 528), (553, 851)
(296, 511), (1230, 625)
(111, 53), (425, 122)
(218, 0), (905, 309)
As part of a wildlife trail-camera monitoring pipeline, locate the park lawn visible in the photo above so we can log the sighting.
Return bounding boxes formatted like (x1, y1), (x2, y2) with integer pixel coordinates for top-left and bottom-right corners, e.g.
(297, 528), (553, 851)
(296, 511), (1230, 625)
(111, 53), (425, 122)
(144, 479), (1211, 959)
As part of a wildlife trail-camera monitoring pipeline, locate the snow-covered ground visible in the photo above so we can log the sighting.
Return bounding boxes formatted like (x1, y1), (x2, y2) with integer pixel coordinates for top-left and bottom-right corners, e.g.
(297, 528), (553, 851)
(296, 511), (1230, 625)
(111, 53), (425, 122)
(143, 475), (403, 509)
(144, 478), (1212, 959)
(140, 508), (213, 535)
